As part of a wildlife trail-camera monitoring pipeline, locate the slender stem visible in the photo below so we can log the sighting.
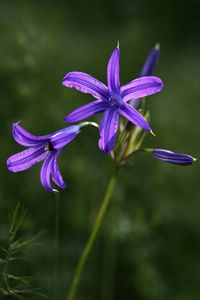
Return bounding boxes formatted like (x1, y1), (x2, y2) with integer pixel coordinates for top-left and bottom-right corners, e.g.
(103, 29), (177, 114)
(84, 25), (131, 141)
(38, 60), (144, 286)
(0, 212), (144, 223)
(53, 192), (60, 299)
(66, 165), (120, 300)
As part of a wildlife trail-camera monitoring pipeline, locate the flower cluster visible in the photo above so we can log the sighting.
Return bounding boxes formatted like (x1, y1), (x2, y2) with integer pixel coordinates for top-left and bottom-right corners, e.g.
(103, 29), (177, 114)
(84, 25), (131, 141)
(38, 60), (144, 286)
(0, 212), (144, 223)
(7, 44), (196, 192)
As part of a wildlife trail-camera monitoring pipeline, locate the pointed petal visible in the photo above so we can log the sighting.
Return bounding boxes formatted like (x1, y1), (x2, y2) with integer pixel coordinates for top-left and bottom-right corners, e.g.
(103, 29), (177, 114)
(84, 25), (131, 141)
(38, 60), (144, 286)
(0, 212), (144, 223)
(107, 47), (120, 94)
(40, 152), (55, 192)
(99, 109), (119, 154)
(12, 123), (50, 147)
(51, 152), (67, 189)
(152, 149), (197, 165)
(7, 146), (47, 172)
(64, 100), (109, 123)
(51, 126), (80, 150)
(62, 72), (109, 102)
(119, 103), (151, 131)
(121, 76), (163, 102)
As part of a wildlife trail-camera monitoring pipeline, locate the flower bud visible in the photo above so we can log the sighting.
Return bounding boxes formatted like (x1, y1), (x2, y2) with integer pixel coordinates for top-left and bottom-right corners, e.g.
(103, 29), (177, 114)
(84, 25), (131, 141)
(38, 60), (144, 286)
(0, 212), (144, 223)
(151, 148), (197, 165)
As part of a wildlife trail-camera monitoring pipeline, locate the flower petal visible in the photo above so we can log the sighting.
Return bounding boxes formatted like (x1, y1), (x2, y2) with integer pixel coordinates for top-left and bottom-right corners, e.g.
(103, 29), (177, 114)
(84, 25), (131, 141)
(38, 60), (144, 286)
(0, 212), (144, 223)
(64, 100), (109, 123)
(7, 146), (47, 172)
(51, 126), (80, 150)
(62, 72), (109, 102)
(121, 76), (163, 102)
(152, 149), (197, 165)
(40, 152), (55, 192)
(119, 103), (151, 131)
(51, 152), (67, 189)
(99, 109), (119, 154)
(107, 47), (120, 94)
(12, 123), (50, 147)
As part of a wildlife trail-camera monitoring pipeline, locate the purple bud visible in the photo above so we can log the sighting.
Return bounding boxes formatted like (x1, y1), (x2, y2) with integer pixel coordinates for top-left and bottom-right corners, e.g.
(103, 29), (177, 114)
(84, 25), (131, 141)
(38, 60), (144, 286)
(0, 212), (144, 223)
(130, 43), (160, 108)
(152, 149), (197, 166)
(140, 43), (160, 77)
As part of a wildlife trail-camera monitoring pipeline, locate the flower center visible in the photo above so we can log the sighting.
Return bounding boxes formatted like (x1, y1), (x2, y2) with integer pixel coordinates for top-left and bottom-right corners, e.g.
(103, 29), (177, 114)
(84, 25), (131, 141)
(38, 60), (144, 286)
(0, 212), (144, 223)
(45, 141), (54, 152)
(109, 93), (123, 108)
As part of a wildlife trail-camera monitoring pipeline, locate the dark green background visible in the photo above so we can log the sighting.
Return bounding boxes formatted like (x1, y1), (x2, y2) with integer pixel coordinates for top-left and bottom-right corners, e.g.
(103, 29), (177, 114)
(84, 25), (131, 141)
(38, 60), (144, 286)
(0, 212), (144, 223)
(0, 0), (200, 299)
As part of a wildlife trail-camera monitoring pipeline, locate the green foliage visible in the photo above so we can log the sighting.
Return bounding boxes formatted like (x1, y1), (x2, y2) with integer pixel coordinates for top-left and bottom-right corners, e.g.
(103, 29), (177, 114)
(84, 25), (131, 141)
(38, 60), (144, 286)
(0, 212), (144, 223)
(0, 203), (45, 299)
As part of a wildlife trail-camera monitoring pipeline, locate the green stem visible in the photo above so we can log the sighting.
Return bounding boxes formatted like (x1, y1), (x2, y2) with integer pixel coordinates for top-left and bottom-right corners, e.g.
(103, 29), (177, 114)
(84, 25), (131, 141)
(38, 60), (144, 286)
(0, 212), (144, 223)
(66, 165), (120, 300)
(53, 192), (60, 299)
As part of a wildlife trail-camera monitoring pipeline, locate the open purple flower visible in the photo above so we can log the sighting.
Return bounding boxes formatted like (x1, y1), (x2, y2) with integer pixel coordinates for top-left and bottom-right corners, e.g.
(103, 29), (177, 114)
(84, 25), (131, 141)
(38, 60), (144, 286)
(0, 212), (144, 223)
(7, 123), (80, 192)
(62, 45), (163, 154)
(151, 149), (196, 165)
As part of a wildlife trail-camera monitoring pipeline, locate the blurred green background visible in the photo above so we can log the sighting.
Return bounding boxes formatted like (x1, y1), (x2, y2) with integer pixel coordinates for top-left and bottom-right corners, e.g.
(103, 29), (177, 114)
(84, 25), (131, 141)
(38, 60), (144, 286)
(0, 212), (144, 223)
(0, 0), (200, 299)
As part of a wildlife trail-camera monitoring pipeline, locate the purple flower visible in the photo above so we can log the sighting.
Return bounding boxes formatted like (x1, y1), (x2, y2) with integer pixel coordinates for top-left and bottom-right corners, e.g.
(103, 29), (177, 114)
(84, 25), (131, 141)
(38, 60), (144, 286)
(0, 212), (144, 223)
(152, 149), (197, 165)
(7, 123), (80, 192)
(62, 45), (163, 154)
(131, 43), (160, 107)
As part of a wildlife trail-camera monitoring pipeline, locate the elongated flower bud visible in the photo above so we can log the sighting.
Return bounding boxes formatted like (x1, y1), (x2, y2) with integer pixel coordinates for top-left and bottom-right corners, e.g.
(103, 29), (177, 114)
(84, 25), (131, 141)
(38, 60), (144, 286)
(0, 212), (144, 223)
(140, 43), (160, 77)
(130, 43), (160, 108)
(151, 149), (197, 165)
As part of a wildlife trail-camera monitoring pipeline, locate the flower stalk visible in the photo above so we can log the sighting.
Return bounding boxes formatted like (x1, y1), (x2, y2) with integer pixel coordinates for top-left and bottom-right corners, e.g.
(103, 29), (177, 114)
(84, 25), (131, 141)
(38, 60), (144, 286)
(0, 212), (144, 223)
(53, 192), (60, 299)
(66, 165), (120, 300)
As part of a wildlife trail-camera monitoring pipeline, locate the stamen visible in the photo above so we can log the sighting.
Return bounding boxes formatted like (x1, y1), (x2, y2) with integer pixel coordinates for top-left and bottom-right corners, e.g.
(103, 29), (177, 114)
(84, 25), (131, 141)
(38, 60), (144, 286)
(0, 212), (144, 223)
(45, 142), (54, 152)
